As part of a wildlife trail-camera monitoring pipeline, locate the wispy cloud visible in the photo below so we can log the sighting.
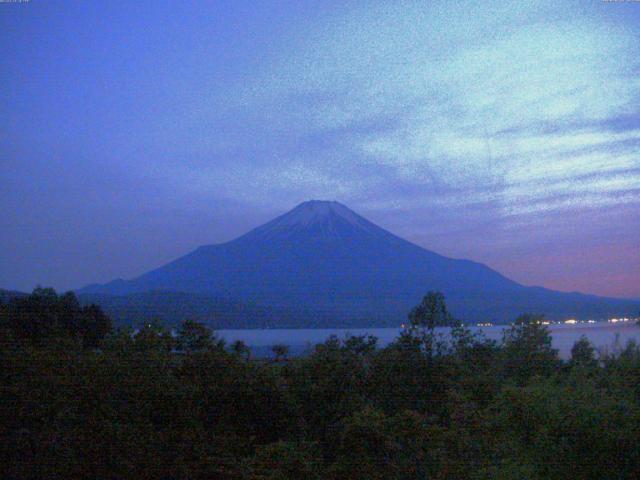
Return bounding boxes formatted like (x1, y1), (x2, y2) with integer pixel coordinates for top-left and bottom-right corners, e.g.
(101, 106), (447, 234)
(184, 0), (640, 222)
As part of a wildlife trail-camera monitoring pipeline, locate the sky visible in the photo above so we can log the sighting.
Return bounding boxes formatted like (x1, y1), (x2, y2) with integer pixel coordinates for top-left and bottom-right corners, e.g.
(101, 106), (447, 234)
(1, 0), (639, 298)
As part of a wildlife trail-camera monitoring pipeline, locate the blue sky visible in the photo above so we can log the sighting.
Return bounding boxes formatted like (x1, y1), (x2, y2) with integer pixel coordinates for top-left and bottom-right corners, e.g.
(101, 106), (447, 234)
(1, 0), (639, 297)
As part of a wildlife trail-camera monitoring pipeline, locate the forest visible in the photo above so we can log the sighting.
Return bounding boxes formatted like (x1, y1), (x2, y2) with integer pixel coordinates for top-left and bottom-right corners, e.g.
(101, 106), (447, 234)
(1, 288), (639, 479)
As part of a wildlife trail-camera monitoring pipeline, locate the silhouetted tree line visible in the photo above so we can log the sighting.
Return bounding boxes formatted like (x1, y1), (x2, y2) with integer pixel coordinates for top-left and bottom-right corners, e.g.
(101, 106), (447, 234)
(1, 289), (639, 479)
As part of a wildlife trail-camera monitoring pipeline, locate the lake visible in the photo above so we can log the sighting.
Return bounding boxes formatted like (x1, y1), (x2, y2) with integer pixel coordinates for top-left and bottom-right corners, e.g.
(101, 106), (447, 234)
(217, 322), (640, 359)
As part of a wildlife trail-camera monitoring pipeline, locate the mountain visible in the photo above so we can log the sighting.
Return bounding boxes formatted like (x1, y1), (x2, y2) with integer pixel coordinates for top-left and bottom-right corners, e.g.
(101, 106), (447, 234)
(79, 200), (640, 326)
(77, 291), (316, 329)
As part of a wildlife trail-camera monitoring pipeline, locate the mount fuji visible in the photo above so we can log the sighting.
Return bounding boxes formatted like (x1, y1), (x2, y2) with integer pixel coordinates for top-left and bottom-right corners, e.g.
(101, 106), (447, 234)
(78, 201), (640, 327)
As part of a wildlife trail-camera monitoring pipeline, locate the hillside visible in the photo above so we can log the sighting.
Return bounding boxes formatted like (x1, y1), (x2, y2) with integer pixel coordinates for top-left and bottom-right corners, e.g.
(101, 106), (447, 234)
(79, 201), (640, 326)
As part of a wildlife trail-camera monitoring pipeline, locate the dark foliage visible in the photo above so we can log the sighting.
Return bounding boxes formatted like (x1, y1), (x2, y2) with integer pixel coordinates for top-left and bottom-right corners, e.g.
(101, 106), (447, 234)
(0, 287), (111, 348)
(1, 290), (639, 479)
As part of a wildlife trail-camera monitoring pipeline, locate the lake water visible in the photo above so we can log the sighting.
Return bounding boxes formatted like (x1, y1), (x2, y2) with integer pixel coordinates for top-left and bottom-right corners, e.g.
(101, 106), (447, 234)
(217, 322), (640, 359)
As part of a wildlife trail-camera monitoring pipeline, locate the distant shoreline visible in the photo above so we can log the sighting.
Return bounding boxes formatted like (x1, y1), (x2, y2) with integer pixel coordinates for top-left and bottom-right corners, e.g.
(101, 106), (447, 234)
(215, 321), (640, 360)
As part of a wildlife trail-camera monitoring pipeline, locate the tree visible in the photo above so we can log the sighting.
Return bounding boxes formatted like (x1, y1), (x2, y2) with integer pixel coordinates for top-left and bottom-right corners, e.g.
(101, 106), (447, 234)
(230, 339), (251, 360)
(0, 288), (112, 348)
(342, 334), (378, 356)
(368, 345), (431, 413)
(570, 335), (597, 368)
(487, 375), (640, 480)
(501, 313), (558, 384)
(78, 303), (112, 349)
(133, 318), (174, 352)
(328, 407), (443, 480)
(408, 291), (454, 330)
(176, 320), (221, 353)
(272, 343), (289, 362)
(282, 336), (369, 457)
(328, 407), (394, 480)
(406, 291), (454, 357)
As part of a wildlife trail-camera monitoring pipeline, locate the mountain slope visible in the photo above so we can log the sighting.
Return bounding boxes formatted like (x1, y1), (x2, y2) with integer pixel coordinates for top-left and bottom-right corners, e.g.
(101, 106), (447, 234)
(79, 201), (640, 325)
(76, 291), (317, 329)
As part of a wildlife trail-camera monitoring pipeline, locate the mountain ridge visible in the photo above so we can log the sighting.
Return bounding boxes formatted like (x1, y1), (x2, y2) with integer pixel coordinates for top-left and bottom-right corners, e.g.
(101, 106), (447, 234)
(78, 201), (640, 326)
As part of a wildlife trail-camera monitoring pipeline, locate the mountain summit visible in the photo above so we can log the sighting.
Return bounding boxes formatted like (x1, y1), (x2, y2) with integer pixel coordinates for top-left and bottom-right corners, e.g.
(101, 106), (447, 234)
(80, 201), (640, 326)
(270, 200), (366, 228)
(238, 200), (390, 242)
